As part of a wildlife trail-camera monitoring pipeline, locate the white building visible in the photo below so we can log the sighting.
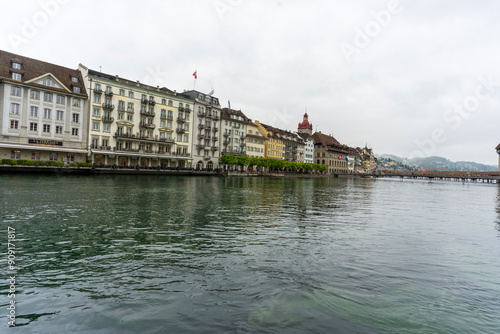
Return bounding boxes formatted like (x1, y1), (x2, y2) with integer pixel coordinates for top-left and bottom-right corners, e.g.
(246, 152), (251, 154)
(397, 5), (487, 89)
(298, 133), (315, 164)
(180, 90), (221, 170)
(79, 64), (193, 168)
(221, 108), (251, 156)
(0, 50), (88, 163)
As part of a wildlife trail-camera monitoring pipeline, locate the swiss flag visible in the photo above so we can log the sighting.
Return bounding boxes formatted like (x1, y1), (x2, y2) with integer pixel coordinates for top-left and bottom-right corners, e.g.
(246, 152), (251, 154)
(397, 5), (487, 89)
(338, 155), (342, 160)
(192, 71), (197, 79)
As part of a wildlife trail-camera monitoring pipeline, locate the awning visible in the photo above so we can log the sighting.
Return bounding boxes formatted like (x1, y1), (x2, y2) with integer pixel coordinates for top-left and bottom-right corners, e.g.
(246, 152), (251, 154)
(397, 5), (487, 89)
(0, 143), (87, 154)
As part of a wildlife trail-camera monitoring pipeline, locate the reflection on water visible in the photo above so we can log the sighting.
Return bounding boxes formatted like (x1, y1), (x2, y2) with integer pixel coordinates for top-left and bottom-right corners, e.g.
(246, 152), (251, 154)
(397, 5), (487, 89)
(1, 175), (499, 333)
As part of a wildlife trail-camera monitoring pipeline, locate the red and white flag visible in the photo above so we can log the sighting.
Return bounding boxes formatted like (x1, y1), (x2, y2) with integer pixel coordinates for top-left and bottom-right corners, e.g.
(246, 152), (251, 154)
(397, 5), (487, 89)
(338, 155), (342, 160)
(192, 71), (197, 79)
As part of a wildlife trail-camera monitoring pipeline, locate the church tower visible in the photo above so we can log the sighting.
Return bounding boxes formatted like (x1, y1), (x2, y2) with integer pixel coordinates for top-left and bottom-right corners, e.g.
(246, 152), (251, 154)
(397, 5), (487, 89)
(298, 113), (313, 135)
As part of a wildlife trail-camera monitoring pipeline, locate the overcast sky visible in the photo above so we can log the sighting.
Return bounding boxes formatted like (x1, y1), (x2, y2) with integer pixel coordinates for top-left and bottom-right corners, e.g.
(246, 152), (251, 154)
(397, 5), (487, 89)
(1, 0), (499, 165)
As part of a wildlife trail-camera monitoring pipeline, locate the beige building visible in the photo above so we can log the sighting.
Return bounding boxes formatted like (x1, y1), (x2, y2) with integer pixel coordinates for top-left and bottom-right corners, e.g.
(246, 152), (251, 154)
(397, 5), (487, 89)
(0, 50), (88, 163)
(246, 122), (266, 158)
(312, 132), (350, 173)
(79, 64), (193, 168)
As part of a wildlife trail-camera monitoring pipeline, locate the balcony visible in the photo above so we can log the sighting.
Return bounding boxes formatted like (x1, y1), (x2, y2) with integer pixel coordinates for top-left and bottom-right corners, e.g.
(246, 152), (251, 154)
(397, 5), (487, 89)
(178, 106), (184, 111)
(205, 124), (211, 130)
(102, 116), (114, 123)
(196, 144), (204, 150)
(149, 99), (156, 106)
(114, 132), (136, 139)
(127, 107), (134, 113)
(139, 122), (156, 129)
(93, 87), (102, 94)
(203, 156), (210, 160)
(184, 107), (191, 113)
(105, 90), (114, 97)
(141, 97), (148, 104)
(223, 132), (229, 137)
(140, 110), (155, 117)
(211, 146), (218, 151)
(197, 111), (205, 117)
(223, 140), (229, 146)
(198, 123), (205, 129)
(240, 142), (245, 147)
(206, 135), (211, 140)
(213, 127), (219, 133)
(158, 137), (175, 144)
(90, 145), (111, 151)
(198, 134), (205, 139)
(177, 117), (186, 123)
(176, 128), (186, 133)
(167, 115), (173, 120)
(160, 113), (167, 119)
(102, 103), (115, 111)
(117, 105), (125, 112)
(213, 114), (220, 120)
(212, 137), (218, 142)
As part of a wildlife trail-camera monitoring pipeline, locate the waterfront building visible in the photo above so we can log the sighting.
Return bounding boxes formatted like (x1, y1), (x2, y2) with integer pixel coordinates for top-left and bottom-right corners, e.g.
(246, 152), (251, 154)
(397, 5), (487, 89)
(179, 90), (221, 169)
(246, 122), (266, 158)
(0, 50), (88, 163)
(255, 121), (284, 159)
(78, 65), (193, 168)
(312, 131), (350, 173)
(220, 107), (250, 156)
(298, 132), (315, 164)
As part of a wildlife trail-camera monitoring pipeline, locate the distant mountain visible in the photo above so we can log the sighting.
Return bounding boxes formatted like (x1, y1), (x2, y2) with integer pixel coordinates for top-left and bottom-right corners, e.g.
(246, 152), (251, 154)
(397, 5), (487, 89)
(377, 154), (497, 172)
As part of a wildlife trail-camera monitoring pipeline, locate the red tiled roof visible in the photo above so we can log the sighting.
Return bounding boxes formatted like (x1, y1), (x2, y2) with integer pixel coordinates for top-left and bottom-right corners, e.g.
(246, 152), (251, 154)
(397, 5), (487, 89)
(0, 50), (87, 97)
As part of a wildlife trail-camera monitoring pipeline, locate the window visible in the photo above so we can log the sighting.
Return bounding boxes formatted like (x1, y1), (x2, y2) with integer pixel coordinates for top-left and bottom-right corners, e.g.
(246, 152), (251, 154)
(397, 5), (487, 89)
(168, 100), (173, 106)
(10, 120), (19, 129)
(167, 110), (172, 118)
(127, 102), (133, 110)
(50, 153), (58, 160)
(93, 108), (100, 116)
(92, 122), (99, 131)
(103, 124), (110, 132)
(183, 135), (188, 142)
(12, 62), (21, 70)
(118, 113), (124, 120)
(162, 99), (166, 105)
(102, 139), (108, 147)
(30, 106), (38, 117)
(11, 151), (21, 159)
(56, 95), (65, 104)
(30, 90), (40, 100)
(72, 86), (81, 93)
(73, 99), (80, 107)
(71, 128), (79, 136)
(11, 86), (21, 96)
(94, 95), (101, 103)
(127, 114), (133, 121)
(71, 76), (78, 83)
(55, 126), (63, 134)
(42, 78), (55, 87)
(161, 109), (166, 118)
(12, 72), (22, 81)
(167, 121), (172, 128)
(43, 124), (51, 133)
(44, 108), (51, 119)
(44, 93), (53, 102)
(118, 100), (125, 110)
(10, 103), (20, 114)
(160, 120), (165, 127)
(72, 113), (79, 123)
(128, 91), (134, 98)
(56, 110), (63, 121)
(30, 123), (38, 131)
(31, 152), (40, 160)
(119, 89), (125, 96)
(177, 134), (182, 141)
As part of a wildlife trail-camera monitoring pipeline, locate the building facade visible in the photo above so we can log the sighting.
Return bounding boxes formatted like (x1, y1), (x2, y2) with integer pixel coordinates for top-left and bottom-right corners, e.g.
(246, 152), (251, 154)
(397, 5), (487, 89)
(0, 50), (88, 164)
(298, 132), (314, 164)
(180, 90), (221, 170)
(255, 121), (284, 159)
(79, 65), (193, 168)
(246, 122), (266, 158)
(312, 131), (350, 173)
(221, 108), (250, 156)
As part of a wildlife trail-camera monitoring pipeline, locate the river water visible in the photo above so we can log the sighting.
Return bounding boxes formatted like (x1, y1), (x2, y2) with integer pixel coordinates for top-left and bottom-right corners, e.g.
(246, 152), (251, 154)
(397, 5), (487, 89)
(1, 175), (499, 333)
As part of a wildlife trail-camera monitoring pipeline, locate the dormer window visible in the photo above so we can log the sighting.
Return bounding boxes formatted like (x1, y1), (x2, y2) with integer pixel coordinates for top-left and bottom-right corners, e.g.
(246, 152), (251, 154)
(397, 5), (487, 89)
(12, 62), (21, 70)
(73, 86), (81, 93)
(71, 76), (78, 83)
(11, 72), (22, 81)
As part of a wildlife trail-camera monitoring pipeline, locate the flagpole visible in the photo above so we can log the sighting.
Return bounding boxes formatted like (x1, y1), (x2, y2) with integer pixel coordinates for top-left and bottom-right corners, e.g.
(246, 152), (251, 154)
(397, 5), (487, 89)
(193, 69), (197, 91)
